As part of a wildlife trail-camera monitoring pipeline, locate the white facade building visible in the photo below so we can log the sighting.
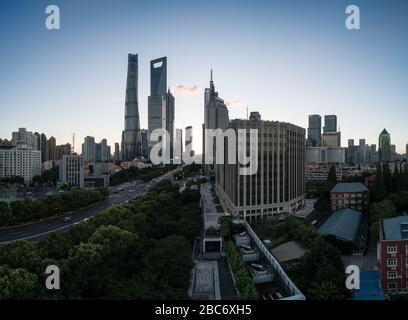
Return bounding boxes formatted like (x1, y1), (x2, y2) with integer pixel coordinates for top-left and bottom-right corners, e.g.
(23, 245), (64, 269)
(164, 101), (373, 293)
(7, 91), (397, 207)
(59, 154), (84, 187)
(0, 145), (41, 183)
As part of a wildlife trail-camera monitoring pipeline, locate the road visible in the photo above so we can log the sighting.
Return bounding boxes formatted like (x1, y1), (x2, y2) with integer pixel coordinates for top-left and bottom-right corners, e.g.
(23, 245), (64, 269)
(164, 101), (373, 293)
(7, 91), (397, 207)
(0, 167), (180, 244)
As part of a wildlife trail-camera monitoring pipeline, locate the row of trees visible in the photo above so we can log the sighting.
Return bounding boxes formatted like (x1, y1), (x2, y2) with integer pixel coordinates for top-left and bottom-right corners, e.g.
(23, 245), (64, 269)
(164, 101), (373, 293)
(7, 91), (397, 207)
(32, 167), (59, 186)
(0, 188), (109, 227)
(0, 176), (25, 186)
(109, 165), (177, 186)
(225, 241), (259, 300)
(0, 180), (201, 299)
(372, 162), (408, 202)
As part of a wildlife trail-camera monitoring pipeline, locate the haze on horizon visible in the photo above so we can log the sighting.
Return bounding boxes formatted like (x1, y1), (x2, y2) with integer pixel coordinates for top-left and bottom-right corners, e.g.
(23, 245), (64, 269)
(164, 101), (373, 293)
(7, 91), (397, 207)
(0, 0), (407, 154)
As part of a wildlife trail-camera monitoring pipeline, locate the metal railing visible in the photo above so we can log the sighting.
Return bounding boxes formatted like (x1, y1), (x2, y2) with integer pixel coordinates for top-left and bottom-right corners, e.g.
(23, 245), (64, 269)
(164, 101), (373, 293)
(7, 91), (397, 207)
(235, 219), (306, 300)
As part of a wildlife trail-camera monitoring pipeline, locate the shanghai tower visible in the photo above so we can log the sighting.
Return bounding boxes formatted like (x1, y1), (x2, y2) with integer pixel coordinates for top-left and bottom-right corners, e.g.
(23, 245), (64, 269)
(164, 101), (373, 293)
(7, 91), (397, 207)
(121, 54), (142, 160)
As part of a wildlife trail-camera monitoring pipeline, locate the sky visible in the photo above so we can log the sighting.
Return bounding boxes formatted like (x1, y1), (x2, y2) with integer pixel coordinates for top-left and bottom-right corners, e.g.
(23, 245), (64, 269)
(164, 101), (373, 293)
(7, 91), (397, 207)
(0, 0), (407, 154)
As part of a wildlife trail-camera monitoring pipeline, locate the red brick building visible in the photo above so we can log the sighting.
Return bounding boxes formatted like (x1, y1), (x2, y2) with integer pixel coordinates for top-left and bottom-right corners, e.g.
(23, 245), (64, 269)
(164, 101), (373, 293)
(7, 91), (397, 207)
(330, 182), (369, 212)
(379, 216), (408, 293)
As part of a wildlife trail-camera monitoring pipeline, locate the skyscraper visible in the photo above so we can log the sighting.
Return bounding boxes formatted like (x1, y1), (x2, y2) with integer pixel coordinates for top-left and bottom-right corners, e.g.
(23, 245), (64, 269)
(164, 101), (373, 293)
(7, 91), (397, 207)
(82, 136), (96, 162)
(45, 136), (56, 161)
(140, 129), (148, 160)
(114, 143), (120, 162)
(307, 115), (321, 147)
(203, 70), (229, 174)
(56, 143), (71, 161)
(40, 133), (47, 163)
(122, 54), (142, 161)
(378, 129), (391, 163)
(323, 115), (337, 133)
(148, 57), (175, 160)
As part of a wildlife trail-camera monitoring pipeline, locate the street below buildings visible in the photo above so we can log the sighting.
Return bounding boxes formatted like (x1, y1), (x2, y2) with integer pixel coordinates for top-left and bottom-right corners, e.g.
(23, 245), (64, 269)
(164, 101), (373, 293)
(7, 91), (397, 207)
(0, 167), (180, 244)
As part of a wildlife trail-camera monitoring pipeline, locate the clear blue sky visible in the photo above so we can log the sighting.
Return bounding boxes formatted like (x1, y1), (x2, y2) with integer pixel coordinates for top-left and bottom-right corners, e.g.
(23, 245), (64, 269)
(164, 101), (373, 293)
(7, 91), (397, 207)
(0, 0), (407, 153)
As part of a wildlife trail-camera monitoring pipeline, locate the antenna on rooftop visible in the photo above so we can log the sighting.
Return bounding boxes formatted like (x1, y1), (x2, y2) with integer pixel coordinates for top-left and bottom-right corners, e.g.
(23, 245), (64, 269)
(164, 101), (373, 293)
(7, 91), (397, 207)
(72, 133), (75, 154)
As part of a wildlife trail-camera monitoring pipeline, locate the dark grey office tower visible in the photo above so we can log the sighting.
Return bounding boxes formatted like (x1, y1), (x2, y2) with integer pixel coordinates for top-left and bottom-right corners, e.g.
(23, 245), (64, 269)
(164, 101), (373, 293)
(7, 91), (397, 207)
(307, 114), (321, 147)
(140, 129), (149, 159)
(148, 57), (175, 160)
(121, 54), (142, 161)
(323, 115), (337, 133)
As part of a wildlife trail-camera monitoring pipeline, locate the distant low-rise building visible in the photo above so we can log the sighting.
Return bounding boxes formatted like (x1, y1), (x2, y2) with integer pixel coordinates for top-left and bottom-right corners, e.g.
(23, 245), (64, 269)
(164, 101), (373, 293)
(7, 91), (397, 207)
(330, 182), (369, 212)
(379, 215), (408, 293)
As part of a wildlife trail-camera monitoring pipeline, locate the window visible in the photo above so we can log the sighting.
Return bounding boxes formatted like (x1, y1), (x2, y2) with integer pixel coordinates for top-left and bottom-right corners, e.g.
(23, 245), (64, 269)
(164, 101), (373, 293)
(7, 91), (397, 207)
(387, 271), (397, 279)
(387, 245), (397, 254)
(388, 258), (398, 267)
(388, 283), (397, 290)
(406, 257), (408, 267)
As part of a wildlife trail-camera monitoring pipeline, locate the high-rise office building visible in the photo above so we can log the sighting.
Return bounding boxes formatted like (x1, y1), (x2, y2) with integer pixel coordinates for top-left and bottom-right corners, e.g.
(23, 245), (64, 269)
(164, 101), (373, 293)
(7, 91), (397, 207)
(174, 128), (183, 163)
(391, 144), (396, 155)
(307, 115), (321, 147)
(406, 143), (408, 156)
(45, 136), (57, 161)
(148, 57), (175, 160)
(203, 70), (229, 174)
(40, 133), (47, 162)
(56, 143), (71, 161)
(140, 129), (149, 160)
(379, 129), (391, 163)
(82, 136), (96, 162)
(114, 143), (120, 162)
(323, 115), (337, 133)
(216, 116), (306, 221)
(122, 54), (142, 161)
(100, 139), (109, 162)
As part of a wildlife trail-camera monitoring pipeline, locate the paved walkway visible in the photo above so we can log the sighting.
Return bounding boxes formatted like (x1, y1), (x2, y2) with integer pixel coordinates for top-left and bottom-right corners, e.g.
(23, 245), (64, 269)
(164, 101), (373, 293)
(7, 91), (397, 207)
(190, 261), (221, 300)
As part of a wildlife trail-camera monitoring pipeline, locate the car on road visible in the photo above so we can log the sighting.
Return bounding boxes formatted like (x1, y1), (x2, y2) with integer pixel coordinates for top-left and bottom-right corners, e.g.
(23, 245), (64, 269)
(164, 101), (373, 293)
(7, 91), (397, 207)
(64, 216), (72, 222)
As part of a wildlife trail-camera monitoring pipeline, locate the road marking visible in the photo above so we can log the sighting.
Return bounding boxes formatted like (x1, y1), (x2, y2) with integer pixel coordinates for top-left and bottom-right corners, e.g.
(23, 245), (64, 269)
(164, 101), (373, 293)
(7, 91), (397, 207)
(0, 223), (72, 244)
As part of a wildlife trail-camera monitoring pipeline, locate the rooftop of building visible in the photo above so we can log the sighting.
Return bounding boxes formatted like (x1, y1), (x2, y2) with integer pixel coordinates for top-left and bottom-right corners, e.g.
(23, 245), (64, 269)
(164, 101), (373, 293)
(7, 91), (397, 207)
(330, 182), (368, 193)
(319, 208), (362, 242)
(270, 241), (307, 263)
(382, 215), (408, 240)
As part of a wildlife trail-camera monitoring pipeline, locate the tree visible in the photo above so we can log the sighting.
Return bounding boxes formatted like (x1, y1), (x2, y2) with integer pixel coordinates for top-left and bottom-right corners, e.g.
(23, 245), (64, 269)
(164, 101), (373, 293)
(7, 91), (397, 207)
(0, 266), (38, 300)
(301, 240), (349, 300)
(39, 232), (74, 260)
(0, 201), (12, 226)
(369, 200), (398, 243)
(327, 164), (337, 185)
(0, 241), (42, 274)
(373, 164), (386, 202)
(383, 162), (392, 195)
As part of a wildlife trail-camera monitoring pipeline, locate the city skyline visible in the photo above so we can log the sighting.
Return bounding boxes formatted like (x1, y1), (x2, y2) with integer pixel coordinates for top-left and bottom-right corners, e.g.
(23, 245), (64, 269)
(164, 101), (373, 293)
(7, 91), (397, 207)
(1, 0), (408, 154)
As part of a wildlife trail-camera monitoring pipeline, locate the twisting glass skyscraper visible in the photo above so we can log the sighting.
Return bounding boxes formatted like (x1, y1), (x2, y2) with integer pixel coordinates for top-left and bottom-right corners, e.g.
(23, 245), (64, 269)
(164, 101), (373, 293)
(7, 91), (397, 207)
(122, 54), (142, 160)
